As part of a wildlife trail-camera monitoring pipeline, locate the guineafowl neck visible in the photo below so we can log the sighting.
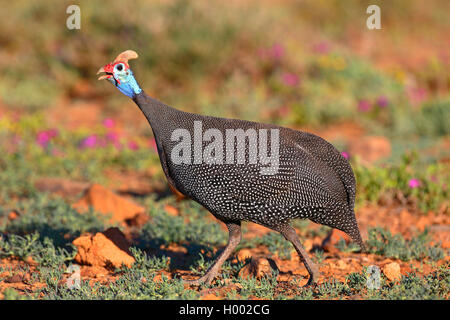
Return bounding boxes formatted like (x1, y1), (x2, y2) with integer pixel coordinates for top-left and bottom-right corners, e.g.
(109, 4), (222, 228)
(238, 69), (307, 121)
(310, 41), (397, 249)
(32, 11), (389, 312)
(133, 91), (176, 128)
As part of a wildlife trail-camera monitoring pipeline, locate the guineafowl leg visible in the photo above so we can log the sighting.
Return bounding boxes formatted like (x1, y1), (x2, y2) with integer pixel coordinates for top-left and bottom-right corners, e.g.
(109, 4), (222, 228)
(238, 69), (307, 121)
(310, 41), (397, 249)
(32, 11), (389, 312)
(279, 225), (320, 286)
(185, 221), (241, 285)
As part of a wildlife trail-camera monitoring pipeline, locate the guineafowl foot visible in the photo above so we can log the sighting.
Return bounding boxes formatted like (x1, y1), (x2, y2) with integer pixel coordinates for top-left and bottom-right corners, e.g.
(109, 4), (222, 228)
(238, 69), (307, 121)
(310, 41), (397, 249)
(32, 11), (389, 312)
(184, 221), (241, 286)
(278, 225), (320, 287)
(304, 273), (319, 287)
(184, 272), (218, 286)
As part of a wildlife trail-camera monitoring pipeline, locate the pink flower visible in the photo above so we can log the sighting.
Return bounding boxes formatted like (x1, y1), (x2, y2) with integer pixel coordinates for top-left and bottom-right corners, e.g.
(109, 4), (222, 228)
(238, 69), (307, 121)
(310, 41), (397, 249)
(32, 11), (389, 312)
(103, 118), (115, 129)
(106, 131), (121, 149)
(80, 135), (98, 148)
(376, 95), (389, 108)
(128, 140), (139, 151)
(408, 178), (421, 188)
(341, 151), (349, 159)
(269, 43), (284, 60)
(281, 73), (300, 87)
(36, 129), (58, 147)
(358, 100), (371, 112)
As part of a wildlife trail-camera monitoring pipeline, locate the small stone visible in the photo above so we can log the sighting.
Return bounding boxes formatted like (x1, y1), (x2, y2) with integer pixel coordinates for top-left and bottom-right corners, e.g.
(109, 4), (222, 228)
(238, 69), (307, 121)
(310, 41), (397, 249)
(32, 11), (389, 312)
(336, 260), (348, 269)
(238, 258), (276, 279)
(382, 262), (401, 282)
(236, 249), (252, 261)
(8, 210), (19, 221)
(201, 293), (219, 300)
(164, 204), (179, 216)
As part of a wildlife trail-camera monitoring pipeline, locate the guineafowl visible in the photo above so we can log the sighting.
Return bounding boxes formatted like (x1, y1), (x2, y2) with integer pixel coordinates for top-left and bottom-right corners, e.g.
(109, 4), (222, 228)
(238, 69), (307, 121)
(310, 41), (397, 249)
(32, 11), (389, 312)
(97, 50), (365, 286)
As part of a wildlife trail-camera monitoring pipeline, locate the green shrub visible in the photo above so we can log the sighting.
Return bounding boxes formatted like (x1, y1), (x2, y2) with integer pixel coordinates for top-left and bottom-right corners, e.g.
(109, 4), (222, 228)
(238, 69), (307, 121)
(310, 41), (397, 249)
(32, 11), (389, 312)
(367, 227), (445, 261)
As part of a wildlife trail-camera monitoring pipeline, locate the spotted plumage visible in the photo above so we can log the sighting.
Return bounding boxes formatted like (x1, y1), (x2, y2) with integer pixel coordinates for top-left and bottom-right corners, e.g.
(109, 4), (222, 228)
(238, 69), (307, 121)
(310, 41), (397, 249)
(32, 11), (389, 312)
(98, 50), (365, 286)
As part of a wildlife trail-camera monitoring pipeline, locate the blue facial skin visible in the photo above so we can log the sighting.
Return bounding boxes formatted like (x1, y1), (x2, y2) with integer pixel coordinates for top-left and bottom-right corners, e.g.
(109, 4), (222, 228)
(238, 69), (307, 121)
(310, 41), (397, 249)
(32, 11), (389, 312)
(108, 63), (142, 98)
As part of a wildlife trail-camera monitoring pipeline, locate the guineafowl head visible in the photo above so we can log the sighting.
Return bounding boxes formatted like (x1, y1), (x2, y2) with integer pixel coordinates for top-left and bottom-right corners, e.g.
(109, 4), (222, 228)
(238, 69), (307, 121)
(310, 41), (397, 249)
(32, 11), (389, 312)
(97, 50), (141, 98)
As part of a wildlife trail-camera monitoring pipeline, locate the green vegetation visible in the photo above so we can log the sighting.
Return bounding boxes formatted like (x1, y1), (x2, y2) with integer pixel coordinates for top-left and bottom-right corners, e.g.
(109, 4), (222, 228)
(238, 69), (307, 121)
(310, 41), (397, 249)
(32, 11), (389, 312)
(367, 228), (445, 262)
(293, 265), (449, 300)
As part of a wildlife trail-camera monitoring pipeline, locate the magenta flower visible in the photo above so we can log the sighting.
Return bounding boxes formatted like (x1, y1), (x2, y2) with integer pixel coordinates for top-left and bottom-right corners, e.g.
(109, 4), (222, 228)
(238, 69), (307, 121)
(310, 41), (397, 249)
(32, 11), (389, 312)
(105, 131), (121, 149)
(341, 151), (349, 159)
(358, 100), (371, 112)
(128, 140), (139, 151)
(80, 135), (98, 148)
(408, 178), (421, 188)
(281, 73), (300, 87)
(36, 129), (58, 147)
(103, 118), (115, 129)
(376, 95), (389, 108)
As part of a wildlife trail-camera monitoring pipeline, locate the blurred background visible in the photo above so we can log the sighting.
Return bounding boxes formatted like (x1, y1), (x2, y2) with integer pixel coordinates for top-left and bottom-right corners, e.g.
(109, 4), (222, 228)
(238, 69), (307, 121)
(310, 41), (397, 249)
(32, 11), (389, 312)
(0, 0), (448, 211)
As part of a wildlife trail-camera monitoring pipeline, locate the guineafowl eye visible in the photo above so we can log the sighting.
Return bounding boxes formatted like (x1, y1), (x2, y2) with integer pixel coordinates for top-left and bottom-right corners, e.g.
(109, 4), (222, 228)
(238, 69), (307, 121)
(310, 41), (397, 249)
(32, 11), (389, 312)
(115, 63), (124, 71)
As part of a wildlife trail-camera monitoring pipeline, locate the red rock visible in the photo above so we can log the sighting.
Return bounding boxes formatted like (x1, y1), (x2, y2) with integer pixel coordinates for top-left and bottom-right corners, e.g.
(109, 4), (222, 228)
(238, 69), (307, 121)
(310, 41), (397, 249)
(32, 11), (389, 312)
(164, 204), (179, 216)
(238, 258), (277, 279)
(336, 260), (348, 269)
(442, 241), (450, 249)
(34, 177), (89, 198)
(236, 249), (252, 261)
(73, 184), (145, 224)
(201, 293), (219, 300)
(73, 227), (135, 269)
(8, 210), (19, 221)
(382, 262), (401, 282)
